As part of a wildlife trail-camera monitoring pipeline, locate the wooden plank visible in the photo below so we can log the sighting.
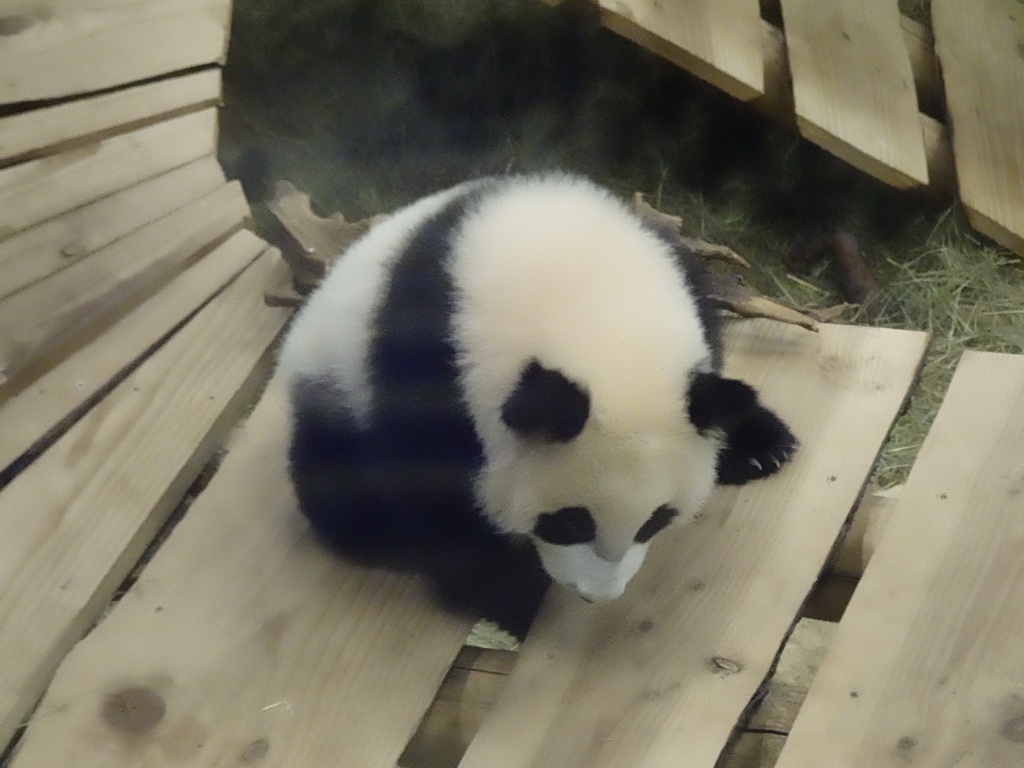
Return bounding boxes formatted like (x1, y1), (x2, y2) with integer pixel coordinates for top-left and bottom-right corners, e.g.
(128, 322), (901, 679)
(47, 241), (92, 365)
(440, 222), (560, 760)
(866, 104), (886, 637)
(0, 250), (289, 752)
(404, 620), (841, 768)
(0, 181), (249, 388)
(775, 351), (1024, 768)
(0, 228), (269, 476)
(0, 0), (230, 105)
(780, 0), (928, 188)
(933, 0), (1024, 256)
(0, 156), (226, 302)
(0, 69), (221, 168)
(0, 108), (217, 240)
(458, 322), (928, 768)
(5, 379), (475, 768)
(596, 0), (764, 100)
(402, 648), (518, 768)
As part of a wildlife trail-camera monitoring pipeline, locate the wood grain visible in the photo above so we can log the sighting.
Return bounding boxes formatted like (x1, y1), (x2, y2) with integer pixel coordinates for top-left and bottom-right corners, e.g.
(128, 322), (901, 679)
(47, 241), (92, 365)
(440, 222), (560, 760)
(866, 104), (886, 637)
(0, 108), (217, 240)
(933, 0), (1024, 256)
(597, 0), (764, 100)
(458, 322), (928, 768)
(775, 351), (1024, 768)
(6, 378), (475, 768)
(0, 181), (249, 387)
(0, 250), (289, 752)
(0, 228), (269, 475)
(0, 156), (226, 302)
(0, 69), (221, 168)
(0, 0), (230, 105)
(781, 0), (928, 188)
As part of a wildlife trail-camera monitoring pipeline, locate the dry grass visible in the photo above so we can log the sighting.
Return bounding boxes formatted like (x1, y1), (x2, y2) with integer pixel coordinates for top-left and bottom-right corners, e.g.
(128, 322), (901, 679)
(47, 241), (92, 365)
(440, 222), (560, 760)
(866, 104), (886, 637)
(222, 0), (1024, 499)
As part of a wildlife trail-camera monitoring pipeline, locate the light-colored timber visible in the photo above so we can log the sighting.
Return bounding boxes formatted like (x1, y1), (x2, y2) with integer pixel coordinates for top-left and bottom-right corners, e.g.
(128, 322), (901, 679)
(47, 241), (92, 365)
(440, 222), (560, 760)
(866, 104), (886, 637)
(0, 250), (289, 751)
(0, 229), (269, 475)
(0, 156), (226, 302)
(597, 0), (764, 100)
(776, 351), (1024, 768)
(780, 0), (929, 188)
(0, 182), (249, 387)
(0, 108), (218, 241)
(0, 0), (231, 104)
(6, 378), (475, 768)
(0, 69), (221, 168)
(932, 0), (1024, 255)
(457, 322), (928, 768)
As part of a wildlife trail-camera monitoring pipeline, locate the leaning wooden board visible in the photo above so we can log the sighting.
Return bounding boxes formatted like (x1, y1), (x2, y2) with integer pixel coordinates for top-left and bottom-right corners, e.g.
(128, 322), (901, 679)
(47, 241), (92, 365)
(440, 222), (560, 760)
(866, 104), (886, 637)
(932, 0), (1024, 255)
(596, 0), (765, 100)
(0, 0), (231, 105)
(6, 321), (928, 767)
(458, 322), (928, 768)
(6, 379), (476, 768)
(780, 0), (928, 187)
(775, 351), (1024, 768)
(0, 251), (289, 750)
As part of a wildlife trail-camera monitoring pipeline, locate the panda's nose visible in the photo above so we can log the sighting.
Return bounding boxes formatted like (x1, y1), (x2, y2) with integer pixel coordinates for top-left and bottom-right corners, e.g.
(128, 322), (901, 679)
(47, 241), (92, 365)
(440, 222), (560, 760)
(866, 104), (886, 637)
(579, 593), (595, 604)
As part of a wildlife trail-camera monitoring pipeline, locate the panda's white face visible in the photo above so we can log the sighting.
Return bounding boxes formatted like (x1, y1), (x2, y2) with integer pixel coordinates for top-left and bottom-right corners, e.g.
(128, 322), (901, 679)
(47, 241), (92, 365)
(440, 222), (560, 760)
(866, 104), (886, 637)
(480, 422), (719, 602)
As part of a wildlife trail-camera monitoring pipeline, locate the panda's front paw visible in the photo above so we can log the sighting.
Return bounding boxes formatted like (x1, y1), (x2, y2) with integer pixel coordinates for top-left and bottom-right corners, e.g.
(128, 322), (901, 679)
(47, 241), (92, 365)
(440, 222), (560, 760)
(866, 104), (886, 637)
(716, 406), (798, 485)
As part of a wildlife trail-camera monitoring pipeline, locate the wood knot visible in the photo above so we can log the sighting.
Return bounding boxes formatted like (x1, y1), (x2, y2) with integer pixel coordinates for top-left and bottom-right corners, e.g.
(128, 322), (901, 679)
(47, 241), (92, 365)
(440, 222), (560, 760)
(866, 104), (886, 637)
(101, 687), (166, 733)
(708, 657), (741, 675)
(0, 15), (34, 36)
(1001, 716), (1024, 743)
(241, 738), (271, 761)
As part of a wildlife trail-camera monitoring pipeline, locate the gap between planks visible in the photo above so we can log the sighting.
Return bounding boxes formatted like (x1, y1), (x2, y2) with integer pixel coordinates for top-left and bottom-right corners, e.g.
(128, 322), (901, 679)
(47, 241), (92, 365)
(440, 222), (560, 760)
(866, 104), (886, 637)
(0, 181), (250, 388)
(0, 69), (222, 170)
(0, 228), (271, 480)
(0, 249), (290, 752)
(775, 350), (1024, 768)
(455, 321), (927, 768)
(0, 0), (231, 105)
(6, 379), (476, 768)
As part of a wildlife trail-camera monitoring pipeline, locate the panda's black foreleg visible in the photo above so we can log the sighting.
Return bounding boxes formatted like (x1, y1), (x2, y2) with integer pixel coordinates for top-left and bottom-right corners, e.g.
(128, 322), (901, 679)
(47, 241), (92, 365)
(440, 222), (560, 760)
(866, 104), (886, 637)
(715, 403), (798, 485)
(687, 372), (798, 486)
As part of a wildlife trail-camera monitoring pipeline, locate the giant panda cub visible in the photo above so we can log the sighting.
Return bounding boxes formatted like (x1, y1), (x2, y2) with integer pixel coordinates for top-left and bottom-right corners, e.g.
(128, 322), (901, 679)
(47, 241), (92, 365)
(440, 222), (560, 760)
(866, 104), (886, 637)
(277, 173), (796, 636)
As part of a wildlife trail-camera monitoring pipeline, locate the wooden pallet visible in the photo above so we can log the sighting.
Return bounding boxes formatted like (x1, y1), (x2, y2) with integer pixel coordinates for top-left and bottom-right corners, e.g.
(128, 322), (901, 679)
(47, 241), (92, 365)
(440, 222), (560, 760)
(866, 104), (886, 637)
(3, 3), (1024, 767)
(566, 0), (1024, 258)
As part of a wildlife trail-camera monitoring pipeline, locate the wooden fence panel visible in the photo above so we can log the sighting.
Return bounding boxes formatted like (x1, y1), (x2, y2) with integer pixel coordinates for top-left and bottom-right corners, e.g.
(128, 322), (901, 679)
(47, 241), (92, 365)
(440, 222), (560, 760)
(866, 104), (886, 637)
(0, 0), (230, 104)
(0, 251), (289, 751)
(0, 108), (218, 240)
(780, 0), (928, 188)
(0, 228), (267, 476)
(0, 69), (221, 168)
(933, 0), (1024, 254)
(596, 0), (764, 100)
(0, 156), (226, 302)
(0, 181), (249, 387)
(775, 351), (1024, 768)
(7, 380), (475, 768)
(458, 322), (928, 768)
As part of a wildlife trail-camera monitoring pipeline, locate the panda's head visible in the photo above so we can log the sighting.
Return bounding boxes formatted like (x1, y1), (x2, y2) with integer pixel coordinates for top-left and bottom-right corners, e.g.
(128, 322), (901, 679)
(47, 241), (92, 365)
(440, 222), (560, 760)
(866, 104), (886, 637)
(482, 358), (721, 603)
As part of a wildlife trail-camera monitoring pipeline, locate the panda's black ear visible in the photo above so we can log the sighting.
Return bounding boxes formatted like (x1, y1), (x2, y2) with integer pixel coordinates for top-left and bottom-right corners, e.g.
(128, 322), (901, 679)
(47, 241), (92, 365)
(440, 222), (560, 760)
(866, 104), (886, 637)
(501, 360), (590, 442)
(687, 372), (759, 433)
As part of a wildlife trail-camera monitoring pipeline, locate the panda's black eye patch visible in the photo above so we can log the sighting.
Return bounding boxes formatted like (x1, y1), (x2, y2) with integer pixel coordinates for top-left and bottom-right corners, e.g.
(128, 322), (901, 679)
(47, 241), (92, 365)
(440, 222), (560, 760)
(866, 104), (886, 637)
(634, 505), (679, 543)
(533, 506), (596, 545)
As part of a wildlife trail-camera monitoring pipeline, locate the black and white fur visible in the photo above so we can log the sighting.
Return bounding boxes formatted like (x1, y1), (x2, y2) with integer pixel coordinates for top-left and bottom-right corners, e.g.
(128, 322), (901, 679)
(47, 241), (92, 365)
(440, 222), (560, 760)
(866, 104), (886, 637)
(277, 174), (796, 635)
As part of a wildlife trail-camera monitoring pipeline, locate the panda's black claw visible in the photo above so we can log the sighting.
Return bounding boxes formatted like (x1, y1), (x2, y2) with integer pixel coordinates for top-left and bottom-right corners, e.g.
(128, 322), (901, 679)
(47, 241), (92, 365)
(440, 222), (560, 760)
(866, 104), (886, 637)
(715, 404), (798, 485)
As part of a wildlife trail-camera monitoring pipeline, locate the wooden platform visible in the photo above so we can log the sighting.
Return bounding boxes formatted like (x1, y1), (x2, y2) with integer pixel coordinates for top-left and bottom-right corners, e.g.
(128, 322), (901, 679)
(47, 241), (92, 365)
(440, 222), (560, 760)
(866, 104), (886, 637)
(567, 0), (1024, 258)
(3, 3), (1024, 768)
